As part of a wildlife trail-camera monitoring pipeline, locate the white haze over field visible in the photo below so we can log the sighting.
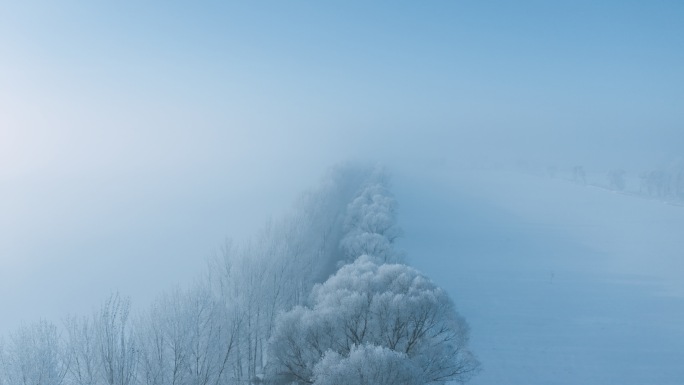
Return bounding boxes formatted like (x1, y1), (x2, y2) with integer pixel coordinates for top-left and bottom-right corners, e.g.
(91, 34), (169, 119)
(394, 166), (684, 384)
(2, 2), (684, 384)
(3, 138), (681, 333)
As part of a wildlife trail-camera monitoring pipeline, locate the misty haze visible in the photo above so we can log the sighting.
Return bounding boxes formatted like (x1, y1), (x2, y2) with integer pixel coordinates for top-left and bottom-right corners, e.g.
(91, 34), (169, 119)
(1, 2), (683, 385)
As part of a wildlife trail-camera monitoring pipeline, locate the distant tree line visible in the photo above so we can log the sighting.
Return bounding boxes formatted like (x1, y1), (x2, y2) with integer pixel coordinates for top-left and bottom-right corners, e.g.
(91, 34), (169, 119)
(565, 161), (684, 203)
(639, 166), (684, 201)
(0, 164), (479, 385)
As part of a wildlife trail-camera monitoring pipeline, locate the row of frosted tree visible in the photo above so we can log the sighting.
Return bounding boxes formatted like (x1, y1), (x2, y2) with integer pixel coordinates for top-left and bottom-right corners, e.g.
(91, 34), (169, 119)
(0, 164), (479, 385)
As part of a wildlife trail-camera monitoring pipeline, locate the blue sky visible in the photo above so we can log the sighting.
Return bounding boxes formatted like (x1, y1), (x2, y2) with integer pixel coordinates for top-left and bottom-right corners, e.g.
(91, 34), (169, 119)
(1, 1), (683, 332)
(3, 1), (683, 172)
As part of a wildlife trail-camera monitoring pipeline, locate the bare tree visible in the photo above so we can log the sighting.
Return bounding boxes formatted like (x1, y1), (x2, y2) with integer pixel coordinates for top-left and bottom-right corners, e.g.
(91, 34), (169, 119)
(137, 283), (238, 385)
(95, 293), (137, 385)
(607, 169), (626, 191)
(1, 320), (69, 385)
(0, 337), (8, 385)
(184, 284), (236, 385)
(572, 166), (586, 185)
(65, 315), (101, 385)
(136, 290), (188, 385)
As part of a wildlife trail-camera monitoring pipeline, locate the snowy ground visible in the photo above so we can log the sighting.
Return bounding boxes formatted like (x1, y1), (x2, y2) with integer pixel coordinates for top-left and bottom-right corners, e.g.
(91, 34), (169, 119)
(394, 167), (684, 385)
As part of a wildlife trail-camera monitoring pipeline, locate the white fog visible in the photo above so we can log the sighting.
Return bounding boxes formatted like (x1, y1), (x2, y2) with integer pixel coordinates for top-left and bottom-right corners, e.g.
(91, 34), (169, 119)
(1, 2), (683, 385)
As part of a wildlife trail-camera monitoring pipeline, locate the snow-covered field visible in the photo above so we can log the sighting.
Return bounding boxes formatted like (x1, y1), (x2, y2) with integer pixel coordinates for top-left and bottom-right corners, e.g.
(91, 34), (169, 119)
(395, 167), (684, 385)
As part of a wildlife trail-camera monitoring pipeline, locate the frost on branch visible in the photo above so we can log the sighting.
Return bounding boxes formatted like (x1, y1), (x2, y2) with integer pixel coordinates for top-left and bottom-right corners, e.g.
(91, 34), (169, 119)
(340, 174), (403, 264)
(267, 256), (479, 385)
(313, 344), (422, 385)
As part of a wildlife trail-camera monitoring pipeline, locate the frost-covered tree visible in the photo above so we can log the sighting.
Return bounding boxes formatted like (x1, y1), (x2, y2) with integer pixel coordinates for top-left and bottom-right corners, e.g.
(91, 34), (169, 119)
(267, 256), (479, 385)
(1, 320), (68, 385)
(136, 285), (236, 385)
(136, 303), (175, 385)
(607, 169), (626, 191)
(95, 293), (137, 385)
(182, 285), (235, 385)
(340, 170), (403, 263)
(136, 289), (191, 385)
(65, 315), (101, 385)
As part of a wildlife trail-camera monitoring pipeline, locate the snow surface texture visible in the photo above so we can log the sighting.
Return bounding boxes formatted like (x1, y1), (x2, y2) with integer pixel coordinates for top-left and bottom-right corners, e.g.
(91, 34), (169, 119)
(394, 167), (684, 385)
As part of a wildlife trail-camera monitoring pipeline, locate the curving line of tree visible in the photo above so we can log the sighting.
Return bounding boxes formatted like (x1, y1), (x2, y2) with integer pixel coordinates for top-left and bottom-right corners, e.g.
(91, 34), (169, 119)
(0, 164), (479, 385)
